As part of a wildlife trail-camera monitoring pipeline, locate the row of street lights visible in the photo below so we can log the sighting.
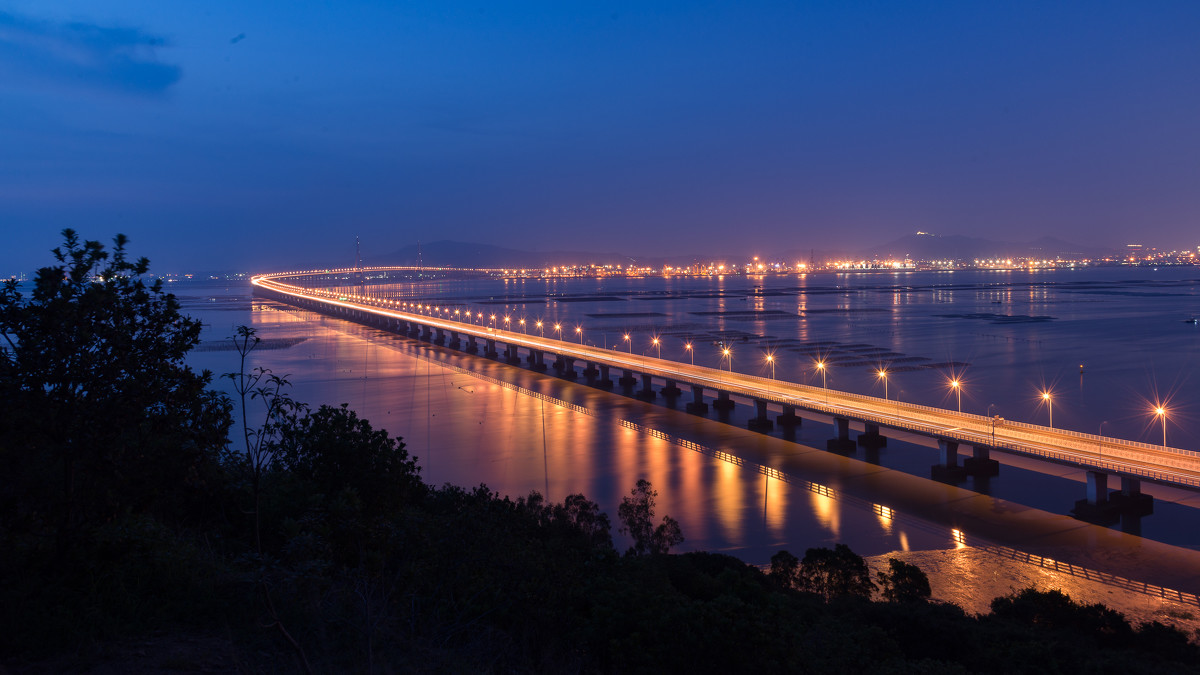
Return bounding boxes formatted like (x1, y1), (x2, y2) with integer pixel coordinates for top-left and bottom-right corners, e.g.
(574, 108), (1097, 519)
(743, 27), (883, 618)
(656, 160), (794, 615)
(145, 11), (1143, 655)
(366, 298), (1175, 449)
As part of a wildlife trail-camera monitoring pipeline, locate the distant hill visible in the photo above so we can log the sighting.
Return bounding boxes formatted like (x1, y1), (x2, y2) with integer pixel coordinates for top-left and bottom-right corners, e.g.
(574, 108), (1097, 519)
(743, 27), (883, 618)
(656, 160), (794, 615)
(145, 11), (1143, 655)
(375, 241), (634, 269)
(853, 232), (1115, 262)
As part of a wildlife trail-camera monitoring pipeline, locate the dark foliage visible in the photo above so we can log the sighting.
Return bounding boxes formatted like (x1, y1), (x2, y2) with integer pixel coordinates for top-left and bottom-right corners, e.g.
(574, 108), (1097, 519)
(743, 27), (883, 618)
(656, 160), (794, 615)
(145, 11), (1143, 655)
(796, 544), (875, 600)
(617, 478), (684, 556)
(877, 557), (933, 603)
(3, 233), (1199, 673)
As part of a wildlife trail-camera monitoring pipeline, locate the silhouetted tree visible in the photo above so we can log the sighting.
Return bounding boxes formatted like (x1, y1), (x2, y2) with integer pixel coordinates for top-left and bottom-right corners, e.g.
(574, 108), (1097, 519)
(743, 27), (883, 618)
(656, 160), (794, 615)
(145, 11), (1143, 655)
(618, 479), (683, 556)
(0, 230), (230, 557)
(876, 558), (932, 603)
(796, 544), (874, 600)
(769, 550), (801, 589)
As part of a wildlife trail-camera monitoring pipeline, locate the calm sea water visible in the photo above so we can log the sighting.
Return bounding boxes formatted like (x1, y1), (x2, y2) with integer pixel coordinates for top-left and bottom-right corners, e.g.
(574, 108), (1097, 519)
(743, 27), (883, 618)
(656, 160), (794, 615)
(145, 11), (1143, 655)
(176, 266), (1200, 610)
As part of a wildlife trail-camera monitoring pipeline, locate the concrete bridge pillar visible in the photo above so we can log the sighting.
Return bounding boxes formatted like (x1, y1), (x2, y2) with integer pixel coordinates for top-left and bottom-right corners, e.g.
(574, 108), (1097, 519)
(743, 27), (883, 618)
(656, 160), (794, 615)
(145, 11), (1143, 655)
(596, 364), (613, 389)
(466, 335), (479, 354)
(449, 331), (462, 350)
(433, 328), (446, 345)
(561, 357), (578, 379)
(686, 385), (709, 414)
(827, 417), (855, 453)
(618, 369), (638, 389)
(661, 379), (683, 398)
(1086, 471), (1108, 506)
(583, 362), (599, 382)
(777, 404), (802, 427)
(484, 339), (498, 358)
(505, 343), (521, 364)
(1110, 476), (1154, 516)
(749, 398), (774, 430)
(713, 390), (735, 412)
(637, 373), (657, 400)
(420, 325), (433, 342)
(529, 349), (547, 372)
(931, 439), (969, 482)
(964, 445), (1000, 477)
(408, 322), (420, 338)
(858, 422), (887, 448)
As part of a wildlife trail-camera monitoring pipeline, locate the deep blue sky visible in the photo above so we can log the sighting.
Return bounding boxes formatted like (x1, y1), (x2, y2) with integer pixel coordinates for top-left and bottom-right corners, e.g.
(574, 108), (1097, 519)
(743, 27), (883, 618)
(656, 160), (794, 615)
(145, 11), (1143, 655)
(3, 1), (1198, 273)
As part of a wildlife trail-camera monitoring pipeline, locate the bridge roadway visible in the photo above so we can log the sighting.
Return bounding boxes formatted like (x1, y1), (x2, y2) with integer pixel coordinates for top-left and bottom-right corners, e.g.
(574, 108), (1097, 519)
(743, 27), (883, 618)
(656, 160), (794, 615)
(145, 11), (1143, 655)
(253, 271), (1200, 519)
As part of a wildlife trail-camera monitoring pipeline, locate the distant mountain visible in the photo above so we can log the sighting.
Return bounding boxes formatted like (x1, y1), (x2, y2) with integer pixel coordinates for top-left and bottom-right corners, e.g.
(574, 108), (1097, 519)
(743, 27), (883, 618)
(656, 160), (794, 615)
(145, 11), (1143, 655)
(854, 232), (1115, 262)
(375, 240), (634, 269)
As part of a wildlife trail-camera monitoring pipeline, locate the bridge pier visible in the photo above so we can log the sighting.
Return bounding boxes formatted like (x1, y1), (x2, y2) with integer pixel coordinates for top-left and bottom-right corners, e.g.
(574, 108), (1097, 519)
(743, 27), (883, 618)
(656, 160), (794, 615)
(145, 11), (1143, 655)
(776, 404), (802, 427)
(826, 417), (855, 453)
(561, 356), (578, 379)
(748, 399), (774, 430)
(420, 325), (433, 342)
(636, 373), (656, 400)
(433, 328), (446, 346)
(484, 339), (498, 359)
(661, 379), (683, 399)
(504, 343), (521, 364)
(712, 390), (735, 412)
(686, 385), (709, 414)
(931, 439), (968, 482)
(618, 369), (637, 389)
(1075, 474), (1154, 523)
(582, 362), (599, 383)
(449, 331), (462, 350)
(528, 349), (547, 372)
(596, 364), (613, 389)
(857, 422), (887, 448)
(466, 335), (479, 354)
(1110, 477), (1153, 516)
(963, 445), (1000, 477)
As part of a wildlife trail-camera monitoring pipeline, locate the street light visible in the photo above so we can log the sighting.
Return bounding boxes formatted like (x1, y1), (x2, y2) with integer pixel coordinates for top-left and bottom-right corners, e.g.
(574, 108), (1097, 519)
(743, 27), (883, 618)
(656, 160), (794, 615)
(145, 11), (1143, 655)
(877, 369), (888, 400)
(1041, 391), (1053, 428)
(949, 379), (961, 413)
(816, 360), (828, 404)
(624, 334), (632, 354)
(519, 318), (526, 333)
(504, 315), (511, 330)
(651, 337), (661, 358)
(554, 323), (562, 340)
(576, 326), (583, 343)
(988, 404), (998, 445)
(685, 342), (694, 365)
(1155, 407), (1168, 448)
(722, 347), (732, 372)
(536, 320), (544, 336)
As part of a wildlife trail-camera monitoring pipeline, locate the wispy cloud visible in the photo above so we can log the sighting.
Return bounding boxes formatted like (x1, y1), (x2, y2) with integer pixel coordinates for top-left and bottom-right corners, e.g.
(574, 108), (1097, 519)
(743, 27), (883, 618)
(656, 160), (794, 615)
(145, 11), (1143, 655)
(0, 10), (181, 95)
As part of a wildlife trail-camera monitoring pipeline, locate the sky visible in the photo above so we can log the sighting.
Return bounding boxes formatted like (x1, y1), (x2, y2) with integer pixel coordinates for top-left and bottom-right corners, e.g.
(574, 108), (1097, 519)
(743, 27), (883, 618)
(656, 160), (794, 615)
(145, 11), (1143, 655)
(2, 1), (1199, 274)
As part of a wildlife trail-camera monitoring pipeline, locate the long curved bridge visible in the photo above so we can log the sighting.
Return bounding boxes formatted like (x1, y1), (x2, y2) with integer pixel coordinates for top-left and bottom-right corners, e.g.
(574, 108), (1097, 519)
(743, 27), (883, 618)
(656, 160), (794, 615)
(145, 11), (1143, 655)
(253, 267), (1200, 521)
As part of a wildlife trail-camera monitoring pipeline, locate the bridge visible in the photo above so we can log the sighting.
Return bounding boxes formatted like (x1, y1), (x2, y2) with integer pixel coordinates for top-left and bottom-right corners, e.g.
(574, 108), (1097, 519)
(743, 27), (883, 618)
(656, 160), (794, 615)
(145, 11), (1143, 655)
(252, 268), (1200, 522)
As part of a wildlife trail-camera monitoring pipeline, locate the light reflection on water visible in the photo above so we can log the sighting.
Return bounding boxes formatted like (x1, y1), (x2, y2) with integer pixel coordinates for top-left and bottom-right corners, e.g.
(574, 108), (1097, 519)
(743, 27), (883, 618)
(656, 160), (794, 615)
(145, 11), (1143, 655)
(181, 275), (1200, 631)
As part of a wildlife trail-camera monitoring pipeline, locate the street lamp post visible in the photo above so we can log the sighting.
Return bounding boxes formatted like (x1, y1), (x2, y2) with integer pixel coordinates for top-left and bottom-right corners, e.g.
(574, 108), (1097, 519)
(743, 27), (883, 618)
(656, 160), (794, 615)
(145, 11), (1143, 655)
(765, 354), (775, 396)
(816, 360), (828, 404)
(576, 326), (583, 343)
(1042, 391), (1053, 428)
(988, 404), (997, 445)
(519, 318), (526, 333)
(536, 320), (543, 336)
(877, 369), (888, 400)
(685, 342), (694, 365)
(950, 379), (961, 413)
(652, 337), (660, 359)
(1155, 407), (1168, 448)
(624, 334), (631, 354)
(554, 323), (562, 340)
(722, 347), (732, 373)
